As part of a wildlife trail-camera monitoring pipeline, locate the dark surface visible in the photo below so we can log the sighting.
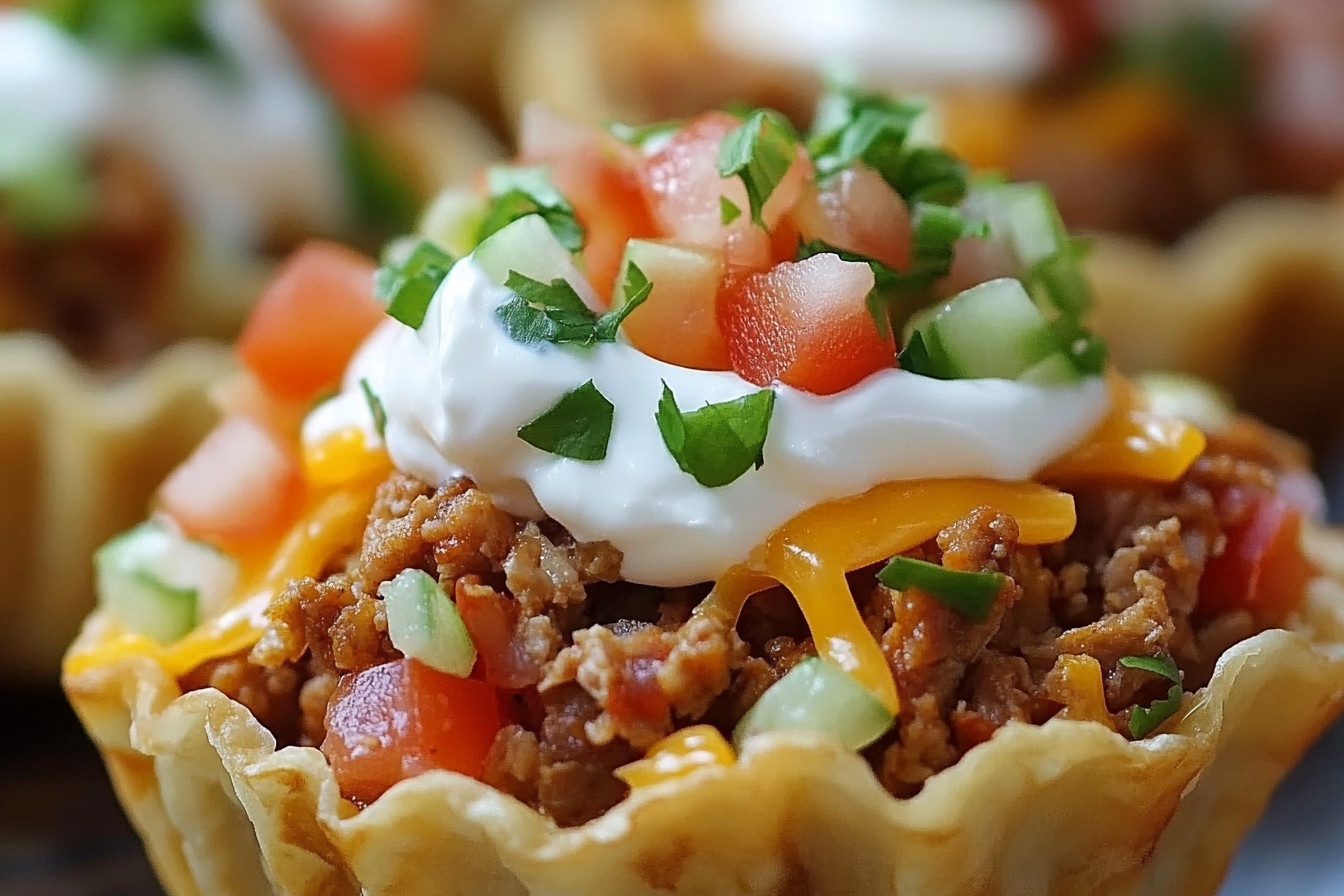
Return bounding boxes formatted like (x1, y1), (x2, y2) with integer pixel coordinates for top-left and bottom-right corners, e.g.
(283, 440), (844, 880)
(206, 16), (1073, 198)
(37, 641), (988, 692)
(0, 689), (164, 896)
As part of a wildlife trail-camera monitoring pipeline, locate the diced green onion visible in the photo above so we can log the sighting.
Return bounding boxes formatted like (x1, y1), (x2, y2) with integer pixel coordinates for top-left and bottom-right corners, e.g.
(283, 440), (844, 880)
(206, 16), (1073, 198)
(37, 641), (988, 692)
(877, 555), (1005, 622)
(95, 520), (238, 644)
(378, 569), (476, 677)
(1118, 654), (1184, 739)
(733, 657), (894, 752)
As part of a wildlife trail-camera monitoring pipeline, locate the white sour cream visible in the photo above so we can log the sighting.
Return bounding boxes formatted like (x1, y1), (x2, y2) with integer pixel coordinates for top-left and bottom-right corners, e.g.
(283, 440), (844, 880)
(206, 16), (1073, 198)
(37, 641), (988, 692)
(704, 0), (1056, 86)
(306, 257), (1110, 587)
(0, 2), (347, 254)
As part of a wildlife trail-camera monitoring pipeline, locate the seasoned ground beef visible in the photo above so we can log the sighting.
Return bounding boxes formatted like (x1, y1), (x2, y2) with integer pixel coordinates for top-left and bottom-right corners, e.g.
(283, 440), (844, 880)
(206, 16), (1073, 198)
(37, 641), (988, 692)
(0, 144), (177, 366)
(193, 418), (1312, 826)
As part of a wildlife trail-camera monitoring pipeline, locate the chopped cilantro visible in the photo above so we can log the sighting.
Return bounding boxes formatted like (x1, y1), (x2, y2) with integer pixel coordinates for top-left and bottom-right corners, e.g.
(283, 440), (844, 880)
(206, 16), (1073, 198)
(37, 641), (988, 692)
(1119, 655), (1184, 738)
(716, 109), (799, 228)
(720, 195), (742, 226)
(517, 380), (614, 461)
(39, 0), (218, 58)
(607, 118), (684, 151)
(806, 79), (969, 206)
(876, 556), (1005, 622)
(359, 379), (388, 439)
(375, 240), (455, 329)
(496, 265), (651, 348)
(477, 166), (584, 252)
(655, 383), (776, 488)
(593, 262), (653, 342)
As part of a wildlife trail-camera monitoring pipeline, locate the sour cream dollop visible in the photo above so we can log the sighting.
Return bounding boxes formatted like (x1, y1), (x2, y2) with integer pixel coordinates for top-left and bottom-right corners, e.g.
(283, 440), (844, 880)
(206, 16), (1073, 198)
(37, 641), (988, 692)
(307, 256), (1110, 587)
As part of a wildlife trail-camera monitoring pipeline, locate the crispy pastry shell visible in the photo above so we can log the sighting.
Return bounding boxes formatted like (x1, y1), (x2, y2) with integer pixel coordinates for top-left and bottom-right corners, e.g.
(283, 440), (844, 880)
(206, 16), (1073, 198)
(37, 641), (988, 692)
(65, 526), (1344, 896)
(1, 335), (232, 681)
(1087, 192), (1344, 447)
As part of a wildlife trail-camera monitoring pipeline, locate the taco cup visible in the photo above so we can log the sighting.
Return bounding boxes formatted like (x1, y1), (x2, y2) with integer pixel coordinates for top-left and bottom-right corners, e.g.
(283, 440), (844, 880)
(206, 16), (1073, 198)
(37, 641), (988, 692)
(65, 87), (1344, 895)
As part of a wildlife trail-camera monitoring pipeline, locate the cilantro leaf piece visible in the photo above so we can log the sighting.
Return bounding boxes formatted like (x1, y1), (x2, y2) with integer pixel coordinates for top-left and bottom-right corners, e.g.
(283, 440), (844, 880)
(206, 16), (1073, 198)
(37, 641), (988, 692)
(876, 556), (1005, 622)
(720, 195), (742, 226)
(716, 109), (799, 228)
(376, 240), (455, 329)
(655, 383), (776, 488)
(517, 380), (614, 461)
(593, 262), (653, 342)
(476, 166), (585, 252)
(496, 271), (601, 346)
(607, 118), (684, 150)
(497, 265), (653, 348)
(360, 379), (388, 439)
(1119, 655), (1184, 738)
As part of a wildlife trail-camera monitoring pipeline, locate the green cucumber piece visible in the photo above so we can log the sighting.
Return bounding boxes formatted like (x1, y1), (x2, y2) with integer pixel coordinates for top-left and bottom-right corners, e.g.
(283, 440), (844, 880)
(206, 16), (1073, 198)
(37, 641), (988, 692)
(912, 278), (1063, 381)
(733, 657), (894, 752)
(472, 214), (587, 295)
(379, 569), (476, 677)
(95, 521), (237, 644)
(419, 187), (487, 258)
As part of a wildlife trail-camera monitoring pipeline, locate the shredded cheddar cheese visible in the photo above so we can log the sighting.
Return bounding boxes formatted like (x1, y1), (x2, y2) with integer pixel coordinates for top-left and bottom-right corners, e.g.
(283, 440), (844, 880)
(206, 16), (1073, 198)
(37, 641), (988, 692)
(304, 427), (391, 486)
(615, 725), (736, 789)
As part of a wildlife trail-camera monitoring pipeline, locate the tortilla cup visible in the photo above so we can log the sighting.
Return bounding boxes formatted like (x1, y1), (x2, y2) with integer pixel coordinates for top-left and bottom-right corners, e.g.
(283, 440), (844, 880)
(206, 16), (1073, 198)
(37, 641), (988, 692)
(1088, 192), (1344, 449)
(63, 521), (1344, 896)
(1, 336), (232, 681)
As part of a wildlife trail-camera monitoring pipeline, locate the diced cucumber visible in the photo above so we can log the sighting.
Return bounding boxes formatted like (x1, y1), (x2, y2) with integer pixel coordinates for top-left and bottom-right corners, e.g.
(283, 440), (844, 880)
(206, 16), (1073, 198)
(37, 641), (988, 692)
(95, 521), (238, 644)
(378, 569), (476, 677)
(617, 238), (721, 319)
(1017, 352), (1079, 386)
(733, 657), (894, 752)
(471, 214), (598, 307)
(419, 187), (487, 258)
(910, 278), (1063, 381)
(961, 182), (1067, 269)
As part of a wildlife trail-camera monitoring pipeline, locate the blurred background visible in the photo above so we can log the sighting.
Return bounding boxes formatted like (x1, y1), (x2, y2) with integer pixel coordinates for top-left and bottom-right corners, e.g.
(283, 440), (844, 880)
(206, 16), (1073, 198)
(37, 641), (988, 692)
(1, 0), (1342, 893)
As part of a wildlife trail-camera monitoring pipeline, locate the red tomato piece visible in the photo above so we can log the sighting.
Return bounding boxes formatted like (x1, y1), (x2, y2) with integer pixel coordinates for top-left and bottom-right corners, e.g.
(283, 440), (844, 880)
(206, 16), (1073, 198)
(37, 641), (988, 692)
(619, 240), (730, 370)
(790, 164), (912, 272)
(455, 578), (537, 690)
(718, 254), (892, 395)
(158, 416), (304, 546)
(286, 0), (427, 114)
(638, 111), (809, 271)
(519, 107), (657, 303)
(1200, 490), (1315, 623)
(321, 658), (503, 805)
(235, 242), (383, 402)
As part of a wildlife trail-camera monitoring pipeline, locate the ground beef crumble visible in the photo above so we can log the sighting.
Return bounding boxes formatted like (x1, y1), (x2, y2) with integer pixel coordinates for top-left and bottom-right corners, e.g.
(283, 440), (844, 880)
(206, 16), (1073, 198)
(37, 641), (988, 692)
(187, 420), (1314, 826)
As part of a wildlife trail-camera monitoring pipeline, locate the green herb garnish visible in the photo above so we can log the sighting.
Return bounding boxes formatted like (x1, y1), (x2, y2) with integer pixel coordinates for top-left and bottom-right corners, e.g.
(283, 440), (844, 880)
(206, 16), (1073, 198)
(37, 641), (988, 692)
(655, 383), (776, 488)
(477, 166), (584, 252)
(518, 380), (614, 461)
(1119, 655), (1184, 739)
(607, 118), (684, 150)
(359, 379), (387, 440)
(876, 556), (1006, 622)
(497, 265), (651, 348)
(38, 0), (217, 58)
(340, 120), (420, 234)
(375, 240), (455, 329)
(720, 195), (742, 226)
(716, 109), (799, 228)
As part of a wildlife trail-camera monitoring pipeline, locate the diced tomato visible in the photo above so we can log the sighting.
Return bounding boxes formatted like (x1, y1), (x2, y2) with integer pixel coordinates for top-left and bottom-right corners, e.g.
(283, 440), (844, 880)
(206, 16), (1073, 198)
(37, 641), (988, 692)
(321, 658), (503, 805)
(235, 242), (383, 402)
(717, 254), (892, 395)
(455, 578), (536, 690)
(618, 240), (730, 370)
(210, 372), (311, 443)
(1200, 490), (1315, 623)
(638, 111), (810, 271)
(519, 107), (657, 302)
(284, 0), (428, 114)
(790, 164), (912, 272)
(1034, 0), (1108, 71)
(158, 416), (304, 546)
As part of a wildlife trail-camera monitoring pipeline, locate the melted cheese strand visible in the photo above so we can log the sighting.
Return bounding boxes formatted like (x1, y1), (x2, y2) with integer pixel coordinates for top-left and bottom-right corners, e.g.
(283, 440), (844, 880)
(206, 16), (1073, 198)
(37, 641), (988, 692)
(615, 725), (736, 789)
